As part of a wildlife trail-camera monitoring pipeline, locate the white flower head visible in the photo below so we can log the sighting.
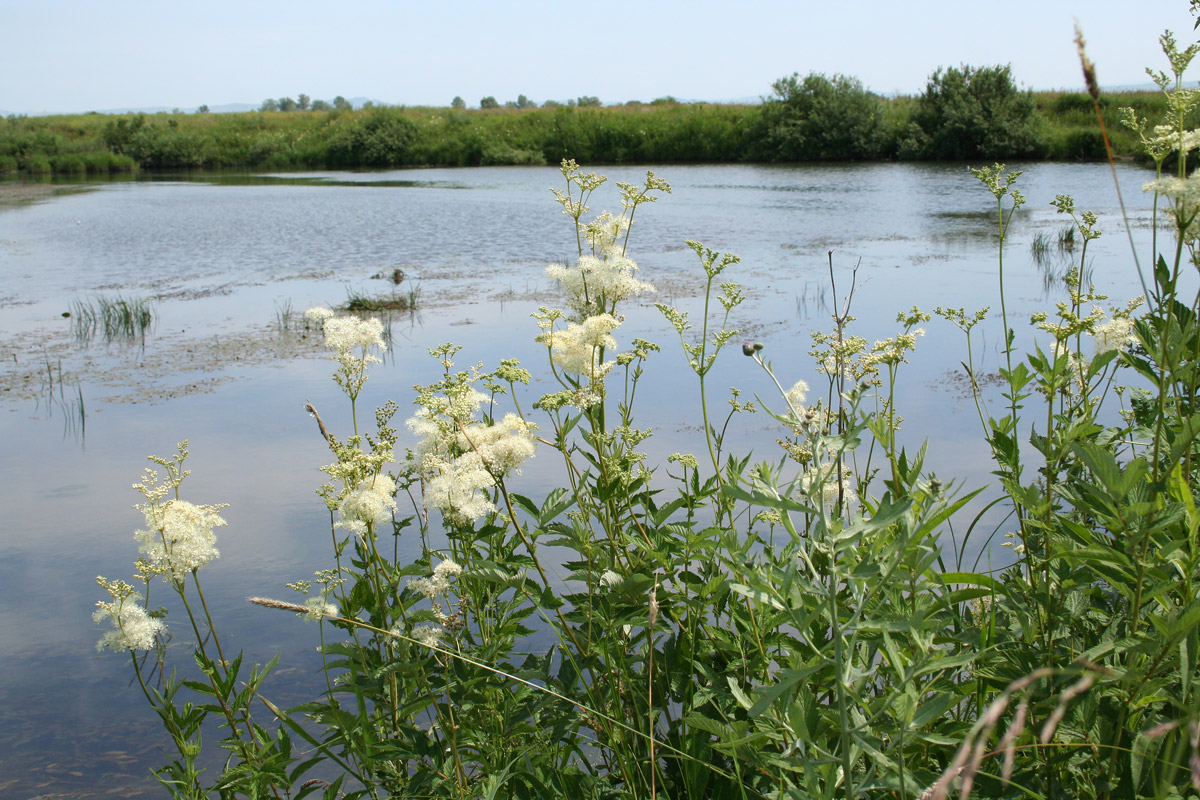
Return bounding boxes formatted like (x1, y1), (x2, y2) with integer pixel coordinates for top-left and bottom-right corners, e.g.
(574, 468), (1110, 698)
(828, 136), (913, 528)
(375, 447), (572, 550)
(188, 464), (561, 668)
(546, 254), (654, 316)
(323, 315), (386, 354)
(412, 624), (445, 649)
(408, 558), (464, 599)
(433, 559), (463, 582)
(801, 463), (857, 511)
(784, 379), (809, 414)
(305, 306), (335, 323)
(423, 451), (496, 521)
(1092, 317), (1136, 354)
(135, 499), (225, 581)
(303, 596), (339, 621)
(539, 313), (622, 380)
(93, 579), (165, 652)
(335, 473), (397, 538)
(460, 413), (538, 478)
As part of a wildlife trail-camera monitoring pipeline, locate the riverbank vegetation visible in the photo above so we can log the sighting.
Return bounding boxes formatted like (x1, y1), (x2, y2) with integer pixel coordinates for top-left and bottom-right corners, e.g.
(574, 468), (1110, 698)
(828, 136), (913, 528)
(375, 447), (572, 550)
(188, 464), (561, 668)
(91, 16), (1200, 797)
(2, 64), (1189, 175)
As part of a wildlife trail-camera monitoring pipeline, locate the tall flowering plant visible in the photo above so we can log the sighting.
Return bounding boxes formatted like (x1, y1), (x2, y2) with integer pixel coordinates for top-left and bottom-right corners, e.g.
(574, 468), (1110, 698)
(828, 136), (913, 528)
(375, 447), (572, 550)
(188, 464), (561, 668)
(92, 20), (1200, 789)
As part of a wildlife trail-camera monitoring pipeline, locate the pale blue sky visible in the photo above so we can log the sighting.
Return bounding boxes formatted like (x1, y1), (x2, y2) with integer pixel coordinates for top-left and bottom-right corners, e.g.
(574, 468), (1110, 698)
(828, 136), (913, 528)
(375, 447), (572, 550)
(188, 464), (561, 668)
(1, 0), (1196, 114)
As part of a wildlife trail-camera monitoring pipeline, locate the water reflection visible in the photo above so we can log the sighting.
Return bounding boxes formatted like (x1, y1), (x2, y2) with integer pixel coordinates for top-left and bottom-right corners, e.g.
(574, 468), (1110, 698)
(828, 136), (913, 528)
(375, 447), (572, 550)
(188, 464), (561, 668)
(0, 162), (1164, 796)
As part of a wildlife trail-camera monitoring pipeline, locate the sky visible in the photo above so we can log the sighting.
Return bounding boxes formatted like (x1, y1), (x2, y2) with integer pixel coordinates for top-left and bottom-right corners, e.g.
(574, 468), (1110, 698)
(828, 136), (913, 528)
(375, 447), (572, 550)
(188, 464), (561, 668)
(1, 0), (1198, 114)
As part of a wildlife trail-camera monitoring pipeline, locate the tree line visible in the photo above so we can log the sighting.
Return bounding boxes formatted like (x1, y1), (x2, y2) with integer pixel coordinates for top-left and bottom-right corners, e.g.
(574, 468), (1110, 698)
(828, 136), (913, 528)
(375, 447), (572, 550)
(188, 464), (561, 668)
(0, 64), (1181, 174)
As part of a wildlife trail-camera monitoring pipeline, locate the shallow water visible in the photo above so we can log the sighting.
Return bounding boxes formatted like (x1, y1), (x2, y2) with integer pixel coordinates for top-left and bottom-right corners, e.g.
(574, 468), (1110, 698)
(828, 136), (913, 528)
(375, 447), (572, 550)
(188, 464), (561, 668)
(0, 162), (1160, 796)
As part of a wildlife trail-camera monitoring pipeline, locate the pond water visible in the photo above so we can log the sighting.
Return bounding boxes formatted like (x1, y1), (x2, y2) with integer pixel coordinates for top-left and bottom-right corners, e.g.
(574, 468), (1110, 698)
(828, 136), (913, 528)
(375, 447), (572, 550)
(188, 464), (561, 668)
(0, 162), (1161, 796)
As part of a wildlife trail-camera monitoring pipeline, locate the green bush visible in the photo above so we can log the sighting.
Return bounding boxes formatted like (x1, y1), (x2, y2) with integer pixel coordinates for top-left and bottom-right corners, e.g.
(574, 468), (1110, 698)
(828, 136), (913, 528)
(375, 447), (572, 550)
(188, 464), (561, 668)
(1045, 127), (1107, 160)
(50, 154), (86, 174)
(24, 155), (52, 174)
(902, 64), (1042, 160)
(754, 72), (890, 161)
(479, 141), (546, 165)
(326, 107), (419, 167)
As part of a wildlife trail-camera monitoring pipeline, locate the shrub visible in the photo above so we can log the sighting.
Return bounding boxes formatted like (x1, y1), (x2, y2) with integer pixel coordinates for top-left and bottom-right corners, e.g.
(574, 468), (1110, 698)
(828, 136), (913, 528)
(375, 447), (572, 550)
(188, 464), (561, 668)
(903, 64), (1042, 160)
(479, 141), (546, 165)
(326, 107), (419, 167)
(755, 72), (890, 161)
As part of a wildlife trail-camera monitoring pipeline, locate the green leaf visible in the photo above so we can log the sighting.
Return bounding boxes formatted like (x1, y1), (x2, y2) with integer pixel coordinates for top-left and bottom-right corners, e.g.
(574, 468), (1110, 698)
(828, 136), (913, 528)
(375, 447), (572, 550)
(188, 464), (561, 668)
(747, 665), (825, 717)
(722, 482), (819, 515)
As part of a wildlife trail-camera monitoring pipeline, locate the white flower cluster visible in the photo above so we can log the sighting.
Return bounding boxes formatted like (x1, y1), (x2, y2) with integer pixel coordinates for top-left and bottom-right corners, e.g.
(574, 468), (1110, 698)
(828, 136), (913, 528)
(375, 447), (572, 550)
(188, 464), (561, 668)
(411, 624), (444, 648)
(539, 313), (621, 381)
(335, 473), (397, 539)
(305, 307), (387, 399)
(93, 578), (165, 652)
(303, 596), (339, 621)
(422, 451), (497, 521)
(408, 558), (464, 599)
(1091, 317), (1136, 354)
(407, 400), (538, 521)
(322, 315), (386, 354)
(784, 379), (809, 415)
(135, 499), (225, 581)
(801, 462), (858, 511)
(546, 253), (654, 314)
(1145, 175), (1200, 244)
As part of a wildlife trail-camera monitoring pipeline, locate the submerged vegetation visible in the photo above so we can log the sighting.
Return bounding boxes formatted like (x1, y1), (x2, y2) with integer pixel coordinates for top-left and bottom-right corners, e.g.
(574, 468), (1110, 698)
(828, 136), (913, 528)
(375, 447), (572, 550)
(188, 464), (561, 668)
(2, 68), (1190, 176)
(88, 16), (1200, 800)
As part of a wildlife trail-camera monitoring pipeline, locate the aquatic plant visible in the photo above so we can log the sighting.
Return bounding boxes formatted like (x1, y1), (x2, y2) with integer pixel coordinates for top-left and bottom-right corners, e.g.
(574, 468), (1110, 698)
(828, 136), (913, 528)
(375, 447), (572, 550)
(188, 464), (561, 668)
(70, 293), (154, 342)
(342, 284), (420, 313)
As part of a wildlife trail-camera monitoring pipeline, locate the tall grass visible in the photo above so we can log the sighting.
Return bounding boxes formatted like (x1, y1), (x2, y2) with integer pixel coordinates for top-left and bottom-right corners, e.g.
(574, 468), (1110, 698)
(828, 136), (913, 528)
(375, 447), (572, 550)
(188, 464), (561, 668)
(70, 294), (154, 341)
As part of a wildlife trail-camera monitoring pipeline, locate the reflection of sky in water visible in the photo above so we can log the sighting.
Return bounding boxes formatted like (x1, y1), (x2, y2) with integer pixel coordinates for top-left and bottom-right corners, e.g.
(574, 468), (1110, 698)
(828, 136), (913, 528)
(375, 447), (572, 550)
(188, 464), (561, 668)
(0, 162), (1169, 795)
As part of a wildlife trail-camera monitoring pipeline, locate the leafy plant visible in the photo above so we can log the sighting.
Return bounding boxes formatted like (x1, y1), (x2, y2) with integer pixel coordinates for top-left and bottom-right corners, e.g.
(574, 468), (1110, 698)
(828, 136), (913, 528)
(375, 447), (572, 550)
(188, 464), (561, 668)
(90, 15), (1200, 797)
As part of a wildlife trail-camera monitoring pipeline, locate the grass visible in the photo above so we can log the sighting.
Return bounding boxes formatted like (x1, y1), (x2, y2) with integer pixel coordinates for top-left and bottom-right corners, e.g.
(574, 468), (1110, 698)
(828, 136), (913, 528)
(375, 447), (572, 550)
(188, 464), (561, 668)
(69, 294), (154, 342)
(37, 354), (85, 441)
(342, 284), (420, 312)
(274, 298), (294, 333)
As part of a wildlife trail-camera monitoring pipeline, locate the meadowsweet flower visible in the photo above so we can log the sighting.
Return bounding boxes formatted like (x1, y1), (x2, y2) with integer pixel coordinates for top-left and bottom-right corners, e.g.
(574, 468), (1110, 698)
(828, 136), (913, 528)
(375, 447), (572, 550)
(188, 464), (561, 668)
(407, 577), (437, 599)
(546, 254), (654, 315)
(314, 313), (387, 399)
(801, 463), (857, 511)
(1092, 317), (1136, 354)
(1144, 174), (1200, 244)
(335, 473), (397, 538)
(412, 624), (445, 648)
(135, 499), (226, 581)
(323, 315), (386, 353)
(408, 558), (463, 599)
(784, 379), (809, 413)
(460, 413), (538, 476)
(304, 596), (339, 621)
(668, 452), (699, 470)
(93, 577), (164, 652)
(424, 451), (496, 520)
(540, 313), (621, 379)
(433, 559), (463, 582)
(305, 306), (335, 323)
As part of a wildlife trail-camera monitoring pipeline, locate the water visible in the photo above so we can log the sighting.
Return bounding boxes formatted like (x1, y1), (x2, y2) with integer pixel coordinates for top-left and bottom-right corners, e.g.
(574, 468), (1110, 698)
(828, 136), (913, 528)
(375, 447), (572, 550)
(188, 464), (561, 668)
(0, 163), (1160, 796)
